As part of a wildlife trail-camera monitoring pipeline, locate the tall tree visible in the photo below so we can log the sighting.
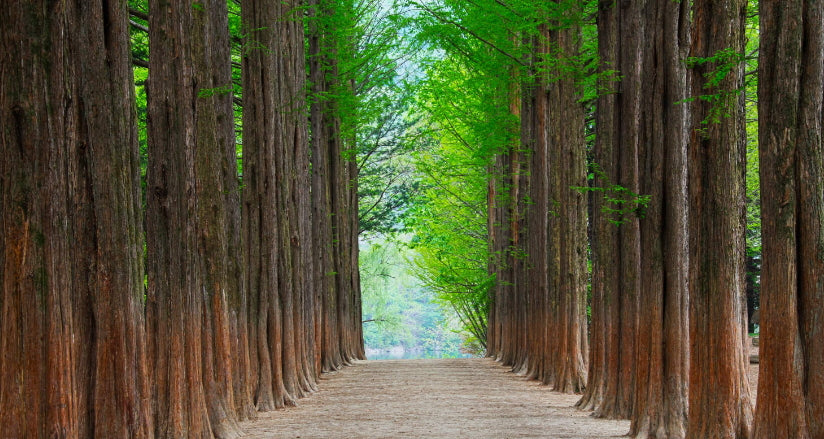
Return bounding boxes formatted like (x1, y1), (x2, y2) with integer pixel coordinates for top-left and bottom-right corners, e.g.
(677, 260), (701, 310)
(686, 0), (753, 437)
(308, 0), (366, 369)
(629, 0), (691, 437)
(242, 0), (317, 409)
(145, 0), (245, 436)
(0, 1), (151, 436)
(754, 0), (824, 437)
(544, 0), (588, 393)
(577, 0), (642, 419)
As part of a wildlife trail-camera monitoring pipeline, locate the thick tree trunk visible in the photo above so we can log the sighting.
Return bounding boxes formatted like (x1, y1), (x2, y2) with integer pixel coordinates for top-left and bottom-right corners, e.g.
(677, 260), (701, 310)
(578, 0), (641, 419)
(0, 1), (151, 437)
(630, 1), (690, 437)
(548, 3), (588, 393)
(686, 1), (753, 438)
(242, 0), (309, 410)
(576, 0), (618, 411)
(146, 0), (247, 437)
(754, 1), (824, 437)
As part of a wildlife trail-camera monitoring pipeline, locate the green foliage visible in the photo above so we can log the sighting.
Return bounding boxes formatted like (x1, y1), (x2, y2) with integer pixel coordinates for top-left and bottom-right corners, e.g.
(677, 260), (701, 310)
(681, 48), (748, 126)
(403, 53), (503, 347)
(743, 0), (761, 314)
(573, 163), (652, 225)
(360, 238), (467, 355)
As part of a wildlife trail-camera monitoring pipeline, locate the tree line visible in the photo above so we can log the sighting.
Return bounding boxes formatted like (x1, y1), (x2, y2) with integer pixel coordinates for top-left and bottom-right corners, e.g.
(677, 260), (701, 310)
(0, 0), (366, 437)
(407, 0), (822, 437)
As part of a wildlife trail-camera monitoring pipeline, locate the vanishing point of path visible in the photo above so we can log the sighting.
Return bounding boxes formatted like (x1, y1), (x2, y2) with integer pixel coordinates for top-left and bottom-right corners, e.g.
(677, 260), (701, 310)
(240, 358), (629, 438)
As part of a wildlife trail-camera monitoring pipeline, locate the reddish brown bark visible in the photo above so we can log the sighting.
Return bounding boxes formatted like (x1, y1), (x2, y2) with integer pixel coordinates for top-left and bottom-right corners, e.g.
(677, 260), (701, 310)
(630, 1), (690, 437)
(146, 1), (249, 437)
(578, 0), (641, 419)
(0, 1), (151, 437)
(488, 73), (523, 367)
(146, 1), (242, 436)
(754, 1), (824, 437)
(686, 1), (753, 437)
(547, 4), (588, 393)
(242, 0), (322, 410)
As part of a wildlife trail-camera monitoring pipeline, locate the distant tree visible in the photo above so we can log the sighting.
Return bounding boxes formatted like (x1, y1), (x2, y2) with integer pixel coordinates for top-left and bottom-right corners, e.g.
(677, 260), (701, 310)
(308, 0), (367, 369)
(754, 0), (824, 437)
(0, 1), (150, 436)
(686, 0), (753, 437)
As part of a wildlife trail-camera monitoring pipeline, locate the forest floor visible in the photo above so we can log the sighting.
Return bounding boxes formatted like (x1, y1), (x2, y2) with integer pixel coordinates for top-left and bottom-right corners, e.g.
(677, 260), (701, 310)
(240, 358), (629, 438)
(241, 356), (760, 438)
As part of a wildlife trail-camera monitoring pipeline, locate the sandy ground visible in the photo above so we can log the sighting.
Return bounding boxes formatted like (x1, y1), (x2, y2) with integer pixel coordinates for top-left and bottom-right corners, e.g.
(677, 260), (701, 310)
(240, 358), (629, 438)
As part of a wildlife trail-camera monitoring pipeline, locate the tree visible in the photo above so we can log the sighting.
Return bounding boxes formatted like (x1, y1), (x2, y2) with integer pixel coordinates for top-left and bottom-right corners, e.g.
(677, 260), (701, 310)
(242, 0), (312, 409)
(0, 1), (150, 436)
(308, 0), (368, 369)
(629, 1), (690, 437)
(145, 0), (245, 436)
(754, 0), (824, 437)
(543, 0), (588, 393)
(686, 0), (753, 437)
(577, 0), (643, 419)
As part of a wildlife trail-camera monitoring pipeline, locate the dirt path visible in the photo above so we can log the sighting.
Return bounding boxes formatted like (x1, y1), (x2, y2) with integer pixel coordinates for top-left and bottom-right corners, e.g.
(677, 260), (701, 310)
(240, 358), (629, 438)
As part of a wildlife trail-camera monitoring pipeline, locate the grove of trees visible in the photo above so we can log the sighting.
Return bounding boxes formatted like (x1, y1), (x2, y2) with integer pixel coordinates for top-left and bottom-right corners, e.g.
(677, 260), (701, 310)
(405, 0), (824, 438)
(1, 0), (364, 436)
(2, 0), (824, 438)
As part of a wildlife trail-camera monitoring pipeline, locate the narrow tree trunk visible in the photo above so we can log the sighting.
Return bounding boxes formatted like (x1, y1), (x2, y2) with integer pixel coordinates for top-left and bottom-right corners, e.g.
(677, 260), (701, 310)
(0, 1), (151, 437)
(576, 0), (619, 411)
(687, 1), (753, 437)
(523, 27), (548, 381)
(754, 1), (824, 437)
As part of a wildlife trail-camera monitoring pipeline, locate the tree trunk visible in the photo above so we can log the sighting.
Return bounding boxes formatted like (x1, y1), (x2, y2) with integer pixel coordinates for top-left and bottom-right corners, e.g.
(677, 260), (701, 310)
(548, 2), (588, 393)
(576, 0), (619, 411)
(146, 0), (247, 436)
(754, 1), (824, 437)
(0, 1), (151, 437)
(630, 1), (690, 437)
(242, 0), (308, 410)
(578, 0), (642, 419)
(686, 1), (753, 437)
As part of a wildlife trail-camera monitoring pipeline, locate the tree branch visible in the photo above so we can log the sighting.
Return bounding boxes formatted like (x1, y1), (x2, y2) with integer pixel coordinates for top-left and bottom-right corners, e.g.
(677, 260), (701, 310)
(417, 3), (526, 67)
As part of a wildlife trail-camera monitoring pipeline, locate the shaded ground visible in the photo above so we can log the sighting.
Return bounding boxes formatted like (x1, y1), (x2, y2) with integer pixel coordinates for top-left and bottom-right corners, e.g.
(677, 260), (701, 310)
(241, 358), (629, 438)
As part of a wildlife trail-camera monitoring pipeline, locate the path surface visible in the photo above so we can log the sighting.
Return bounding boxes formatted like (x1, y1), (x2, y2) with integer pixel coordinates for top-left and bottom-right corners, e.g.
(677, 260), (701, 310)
(240, 358), (629, 438)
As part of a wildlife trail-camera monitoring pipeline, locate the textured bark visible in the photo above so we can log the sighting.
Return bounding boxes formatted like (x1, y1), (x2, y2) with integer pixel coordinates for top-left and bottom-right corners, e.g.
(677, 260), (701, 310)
(486, 145), (507, 360)
(576, 0), (618, 411)
(523, 34), (548, 381)
(754, 1), (824, 437)
(577, 0), (641, 420)
(488, 72), (523, 365)
(686, 1), (753, 437)
(490, 3), (587, 391)
(630, 1), (690, 437)
(243, 0), (321, 410)
(308, 0), (365, 369)
(242, 0), (300, 410)
(145, 0), (247, 437)
(0, 1), (150, 437)
(547, 4), (588, 393)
